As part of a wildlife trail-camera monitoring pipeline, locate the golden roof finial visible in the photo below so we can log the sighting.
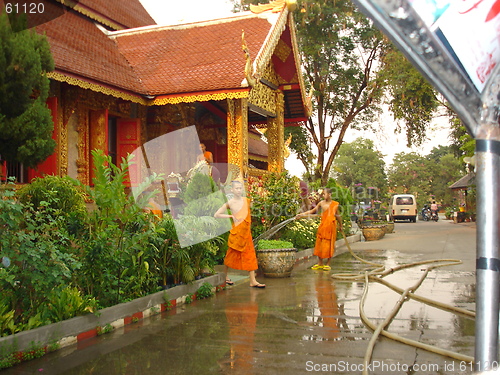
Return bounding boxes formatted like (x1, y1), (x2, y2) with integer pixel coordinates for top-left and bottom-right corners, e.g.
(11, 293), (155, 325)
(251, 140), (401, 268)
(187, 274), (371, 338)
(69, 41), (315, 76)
(250, 0), (296, 14)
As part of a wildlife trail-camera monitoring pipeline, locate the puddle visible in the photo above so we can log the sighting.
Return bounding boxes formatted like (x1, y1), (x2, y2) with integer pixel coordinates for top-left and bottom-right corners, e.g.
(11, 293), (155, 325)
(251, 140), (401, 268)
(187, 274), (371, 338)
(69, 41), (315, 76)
(2, 248), (475, 375)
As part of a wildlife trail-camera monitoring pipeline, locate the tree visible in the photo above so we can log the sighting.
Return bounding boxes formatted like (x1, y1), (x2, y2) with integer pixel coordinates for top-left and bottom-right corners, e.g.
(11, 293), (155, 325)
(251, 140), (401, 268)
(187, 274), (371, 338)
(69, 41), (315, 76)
(284, 126), (315, 178)
(449, 117), (475, 161)
(426, 149), (463, 206)
(294, 0), (387, 185)
(232, 0), (441, 185)
(382, 46), (440, 147)
(292, 0), (442, 185)
(388, 148), (463, 207)
(331, 137), (387, 198)
(388, 152), (430, 203)
(0, 13), (55, 168)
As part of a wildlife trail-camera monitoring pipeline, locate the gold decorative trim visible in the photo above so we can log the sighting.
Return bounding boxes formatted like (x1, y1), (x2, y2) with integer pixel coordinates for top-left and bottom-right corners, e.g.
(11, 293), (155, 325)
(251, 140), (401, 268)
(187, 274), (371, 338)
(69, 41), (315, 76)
(250, 0), (288, 14)
(60, 85), (80, 177)
(56, 0), (125, 30)
(152, 91), (248, 106)
(248, 168), (270, 178)
(288, 14), (311, 117)
(249, 154), (268, 162)
(47, 72), (148, 105)
(266, 91), (285, 173)
(252, 2), (289, 78)
(275, 38), (292, 63)
(248, 62), (278, 116)
(226, 98), (249, 179)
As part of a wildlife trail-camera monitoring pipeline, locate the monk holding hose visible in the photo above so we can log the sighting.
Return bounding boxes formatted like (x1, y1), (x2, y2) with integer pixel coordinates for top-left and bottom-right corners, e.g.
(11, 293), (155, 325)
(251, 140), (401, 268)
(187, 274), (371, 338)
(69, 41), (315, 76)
(214, 180), (265, 288)
(296, 188), (342, 271)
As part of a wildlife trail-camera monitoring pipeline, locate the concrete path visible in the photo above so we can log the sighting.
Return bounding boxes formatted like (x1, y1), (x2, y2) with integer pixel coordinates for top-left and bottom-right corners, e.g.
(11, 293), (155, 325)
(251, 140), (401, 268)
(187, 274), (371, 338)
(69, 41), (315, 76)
(4, 218), (477, 374)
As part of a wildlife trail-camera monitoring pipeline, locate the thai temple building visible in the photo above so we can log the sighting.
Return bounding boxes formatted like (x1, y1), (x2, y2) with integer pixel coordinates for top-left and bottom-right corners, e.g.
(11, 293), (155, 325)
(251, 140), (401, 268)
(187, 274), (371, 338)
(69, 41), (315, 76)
(2, 0), (310, 185)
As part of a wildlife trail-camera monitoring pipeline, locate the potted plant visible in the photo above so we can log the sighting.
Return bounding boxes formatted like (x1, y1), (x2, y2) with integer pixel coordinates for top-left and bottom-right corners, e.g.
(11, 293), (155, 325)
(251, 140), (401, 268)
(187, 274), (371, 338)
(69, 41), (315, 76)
(256, 239), (297, 278)
(361, 224), (386, 241)
(384, 221), (395, 234)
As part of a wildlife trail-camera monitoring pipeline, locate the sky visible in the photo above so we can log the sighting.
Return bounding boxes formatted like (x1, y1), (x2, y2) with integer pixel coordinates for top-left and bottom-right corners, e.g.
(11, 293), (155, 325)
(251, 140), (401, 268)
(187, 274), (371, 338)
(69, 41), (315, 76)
(138, 0), (453, 178)
(284, 113), (451, 178)
(139, 0), (235, 25)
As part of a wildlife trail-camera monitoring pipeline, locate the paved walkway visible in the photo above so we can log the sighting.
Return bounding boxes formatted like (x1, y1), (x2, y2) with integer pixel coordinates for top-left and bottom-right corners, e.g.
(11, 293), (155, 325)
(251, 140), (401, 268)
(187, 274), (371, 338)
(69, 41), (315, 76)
(4, 219), (477, 374)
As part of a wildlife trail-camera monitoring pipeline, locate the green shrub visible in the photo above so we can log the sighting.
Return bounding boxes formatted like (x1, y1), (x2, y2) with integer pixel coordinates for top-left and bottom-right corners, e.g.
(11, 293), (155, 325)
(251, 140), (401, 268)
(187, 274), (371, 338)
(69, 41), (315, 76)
(196, 282), (214, 299)
(38, 286), (97, 324)
(17, 175), (87, 220)
(248, 172), (301, 239)
(181, 172), (229, 219)
(281, 218), (319, 249)
(257, 239), (294, 250)
(0, 182), (82, 328)
(77, 150), (162, 306)
(0, 301), (15, 337)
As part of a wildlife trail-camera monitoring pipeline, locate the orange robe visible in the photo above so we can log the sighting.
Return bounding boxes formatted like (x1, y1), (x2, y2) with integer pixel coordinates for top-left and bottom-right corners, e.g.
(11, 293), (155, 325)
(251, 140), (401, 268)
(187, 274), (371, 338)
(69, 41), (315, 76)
(224, 303), (258, 372)
(315, 276), (340, 340)
(145, 200), (163, 219)
(203, 151), (213, 162)
(313, 201), (339, 259)
(224, 198), (258, 271)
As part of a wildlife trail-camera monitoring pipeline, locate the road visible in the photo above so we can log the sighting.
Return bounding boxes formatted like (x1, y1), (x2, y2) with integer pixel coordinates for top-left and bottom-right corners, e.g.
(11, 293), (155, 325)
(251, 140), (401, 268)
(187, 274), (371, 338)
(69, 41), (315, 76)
(4, 217), (477, 374)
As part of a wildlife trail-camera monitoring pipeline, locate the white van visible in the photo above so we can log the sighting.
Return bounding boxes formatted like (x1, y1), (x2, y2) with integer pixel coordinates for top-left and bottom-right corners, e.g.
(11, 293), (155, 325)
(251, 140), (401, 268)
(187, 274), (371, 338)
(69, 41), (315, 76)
(389, 194), (417, 222)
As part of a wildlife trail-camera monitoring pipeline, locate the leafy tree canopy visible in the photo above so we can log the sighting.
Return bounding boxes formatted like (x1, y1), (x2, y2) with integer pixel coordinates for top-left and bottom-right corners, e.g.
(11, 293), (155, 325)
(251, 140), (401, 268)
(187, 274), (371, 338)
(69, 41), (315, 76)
(331, 137), (387, 197)
(381, 46), (440, 147)
(449, 117), (475, 160)
(231, 0), (442, 185)
(0, 13), (55, 167)
(388, 148), (464, 207)
(388, 152), (429, 198)
(284, 126), (315, 178)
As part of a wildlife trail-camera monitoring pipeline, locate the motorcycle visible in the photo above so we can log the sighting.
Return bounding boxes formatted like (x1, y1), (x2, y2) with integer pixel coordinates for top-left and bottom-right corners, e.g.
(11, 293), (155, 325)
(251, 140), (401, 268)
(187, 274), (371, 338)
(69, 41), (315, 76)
(421, 206), (431, 221)
(431, 210), (439, 222)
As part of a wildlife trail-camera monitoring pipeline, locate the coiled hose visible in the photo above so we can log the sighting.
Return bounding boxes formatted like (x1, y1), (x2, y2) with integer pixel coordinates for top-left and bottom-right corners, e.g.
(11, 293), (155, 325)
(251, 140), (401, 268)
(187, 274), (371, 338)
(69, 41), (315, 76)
(333, 228), (475, 375)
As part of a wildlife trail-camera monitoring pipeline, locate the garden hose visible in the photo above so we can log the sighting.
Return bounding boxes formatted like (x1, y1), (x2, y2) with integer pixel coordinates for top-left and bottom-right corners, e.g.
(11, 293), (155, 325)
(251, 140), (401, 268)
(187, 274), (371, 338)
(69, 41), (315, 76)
(333, 227), (475, 373)
(253, 217), (297, 245)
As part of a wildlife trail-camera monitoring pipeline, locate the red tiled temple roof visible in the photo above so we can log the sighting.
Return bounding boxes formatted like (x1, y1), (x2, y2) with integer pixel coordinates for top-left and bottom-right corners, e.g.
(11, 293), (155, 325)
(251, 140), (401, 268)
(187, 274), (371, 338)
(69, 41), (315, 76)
(112, 15), (274, 96)
(37, 11), (145, 94)
(37, 11), (278, 98)
(29, 0), (308, 119)
(74, 0), (156, 29)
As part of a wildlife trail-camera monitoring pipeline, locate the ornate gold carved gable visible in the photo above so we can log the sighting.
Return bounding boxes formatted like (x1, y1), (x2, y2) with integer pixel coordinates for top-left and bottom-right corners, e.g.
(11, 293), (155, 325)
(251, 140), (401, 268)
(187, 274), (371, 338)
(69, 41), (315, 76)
(248, 63), (280, 118)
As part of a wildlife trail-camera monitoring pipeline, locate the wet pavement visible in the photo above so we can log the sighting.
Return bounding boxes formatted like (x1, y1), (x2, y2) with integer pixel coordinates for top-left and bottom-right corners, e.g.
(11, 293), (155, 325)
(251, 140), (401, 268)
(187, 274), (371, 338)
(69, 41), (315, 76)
(4, 218), (477, 374)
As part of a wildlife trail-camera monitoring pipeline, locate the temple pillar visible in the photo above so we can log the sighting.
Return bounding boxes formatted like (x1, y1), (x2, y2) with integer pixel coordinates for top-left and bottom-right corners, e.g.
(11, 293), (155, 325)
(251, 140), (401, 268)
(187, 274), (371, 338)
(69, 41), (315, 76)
(226, 98), (249, 180)
(267, 91), (284, 173)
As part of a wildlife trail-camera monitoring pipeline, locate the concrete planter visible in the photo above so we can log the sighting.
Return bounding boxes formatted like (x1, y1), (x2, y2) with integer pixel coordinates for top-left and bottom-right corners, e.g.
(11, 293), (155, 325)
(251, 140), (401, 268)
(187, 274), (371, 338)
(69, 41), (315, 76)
(384, 222), (395, 233)
(362, 225), (386, 241)
(256, 248), (298, 277)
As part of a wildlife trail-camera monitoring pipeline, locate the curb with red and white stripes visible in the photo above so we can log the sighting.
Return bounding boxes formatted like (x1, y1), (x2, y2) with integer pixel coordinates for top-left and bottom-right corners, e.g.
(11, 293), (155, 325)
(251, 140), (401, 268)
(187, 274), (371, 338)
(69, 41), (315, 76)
(0, 273), (225, 365)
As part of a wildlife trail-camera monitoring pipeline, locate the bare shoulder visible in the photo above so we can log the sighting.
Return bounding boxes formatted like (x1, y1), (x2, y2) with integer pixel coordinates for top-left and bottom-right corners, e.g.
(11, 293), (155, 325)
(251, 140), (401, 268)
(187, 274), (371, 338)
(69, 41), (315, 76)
(317, 199), (326, 206)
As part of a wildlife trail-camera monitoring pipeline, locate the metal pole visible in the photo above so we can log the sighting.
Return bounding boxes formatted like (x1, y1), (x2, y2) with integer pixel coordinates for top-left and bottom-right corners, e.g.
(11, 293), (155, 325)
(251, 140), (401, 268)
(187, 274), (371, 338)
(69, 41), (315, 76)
(475, 138), (500, 371)
(348, 0), (500, 366)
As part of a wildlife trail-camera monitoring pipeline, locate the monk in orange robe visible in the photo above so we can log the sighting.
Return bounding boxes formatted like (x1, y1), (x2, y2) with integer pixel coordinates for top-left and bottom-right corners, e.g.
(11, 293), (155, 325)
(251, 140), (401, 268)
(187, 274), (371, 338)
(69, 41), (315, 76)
(296, 188), (342, 271)
(215, 180), (265, 288)
(197, 143), (213, 164)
